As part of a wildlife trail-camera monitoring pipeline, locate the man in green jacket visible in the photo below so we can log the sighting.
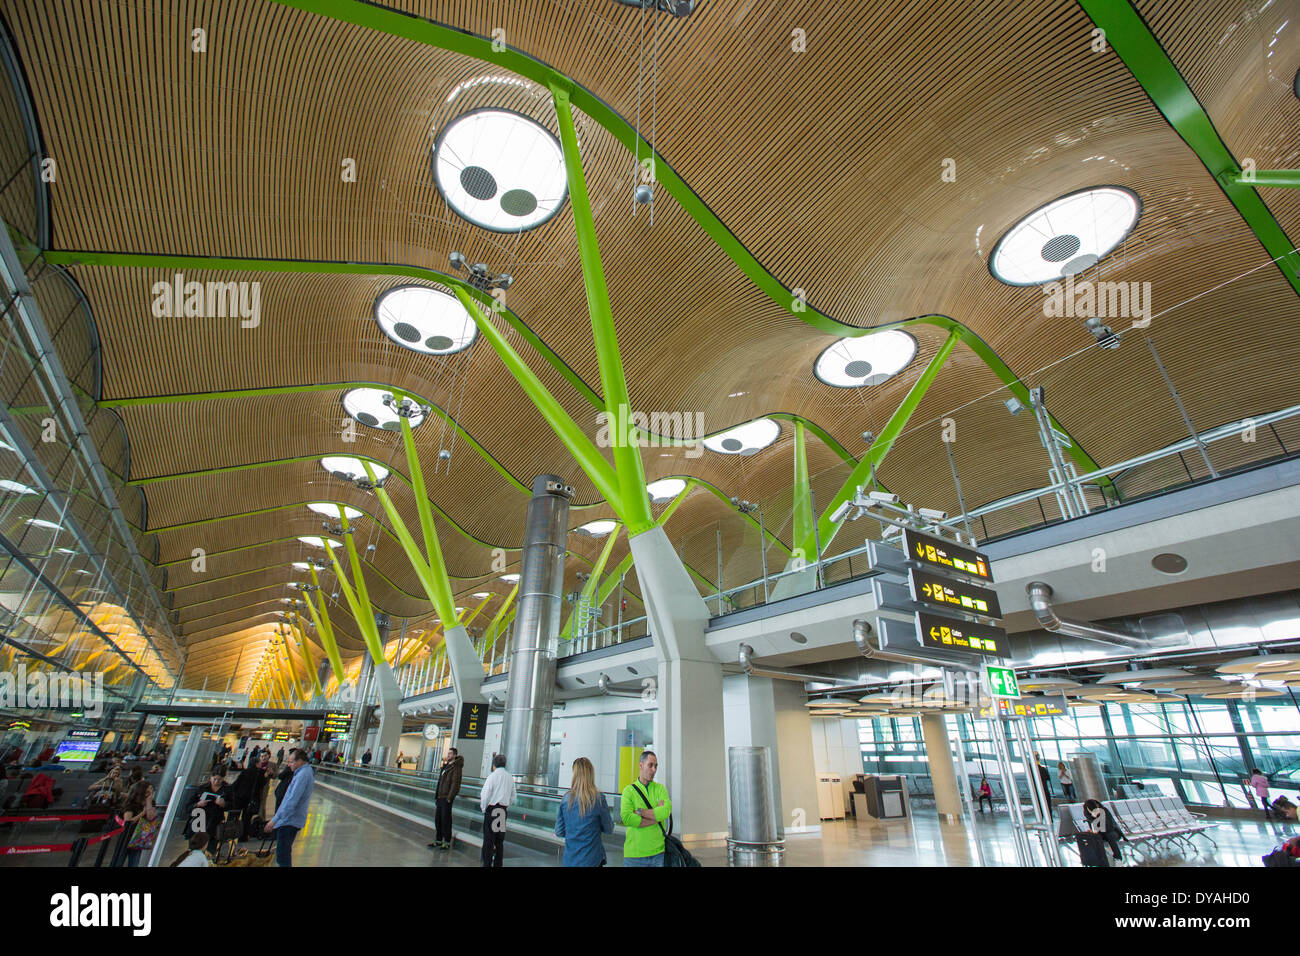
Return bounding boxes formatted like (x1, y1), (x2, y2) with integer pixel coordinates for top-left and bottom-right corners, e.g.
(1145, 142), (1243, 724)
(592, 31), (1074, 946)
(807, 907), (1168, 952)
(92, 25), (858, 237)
(620, 751), (671, 866)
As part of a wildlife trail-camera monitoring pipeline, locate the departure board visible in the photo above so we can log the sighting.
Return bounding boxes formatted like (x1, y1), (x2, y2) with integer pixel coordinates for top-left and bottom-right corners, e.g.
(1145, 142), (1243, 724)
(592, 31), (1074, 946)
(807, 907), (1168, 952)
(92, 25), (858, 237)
(903, 529), (992, 581)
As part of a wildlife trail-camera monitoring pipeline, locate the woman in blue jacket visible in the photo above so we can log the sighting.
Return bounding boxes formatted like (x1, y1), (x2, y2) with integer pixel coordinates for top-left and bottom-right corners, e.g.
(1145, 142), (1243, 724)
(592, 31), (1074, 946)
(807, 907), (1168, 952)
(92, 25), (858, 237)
(555, 757), (614, 866)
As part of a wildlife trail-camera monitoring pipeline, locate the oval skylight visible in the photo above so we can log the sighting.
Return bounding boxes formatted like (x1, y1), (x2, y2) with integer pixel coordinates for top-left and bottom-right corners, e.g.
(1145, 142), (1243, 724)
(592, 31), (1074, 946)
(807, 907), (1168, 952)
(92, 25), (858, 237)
(814, 330), (918, 388)
(374, 285), (477, 355)
(298, 536), (343, 549)
(306, 502), (363, 520)
(500, 573), (520, 583)
(578, 519), (617, 537)
(342, 388), (426, 431)
(25, 518), (63, 531)
(647, 478), (686, 500)
(990, 186), (1140, 285)
(433, 109), (568, 233)
(472, 591), (490, 598)
(292, 562), (312, 571)
(703, 419), (781, 456)
(0, 479), (37, 495)
(320, 456), (390, 483)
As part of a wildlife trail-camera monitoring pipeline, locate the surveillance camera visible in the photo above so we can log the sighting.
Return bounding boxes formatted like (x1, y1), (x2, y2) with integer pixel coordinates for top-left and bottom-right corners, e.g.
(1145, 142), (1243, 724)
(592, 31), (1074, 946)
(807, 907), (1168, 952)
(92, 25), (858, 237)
(449, 251), (466, 268)
(868, 490), (899, 504)
(497, 274), (513, 290)
(862, 431), (874, 444)
(918, 507), (948, 521)
(829, 500), (853, 523)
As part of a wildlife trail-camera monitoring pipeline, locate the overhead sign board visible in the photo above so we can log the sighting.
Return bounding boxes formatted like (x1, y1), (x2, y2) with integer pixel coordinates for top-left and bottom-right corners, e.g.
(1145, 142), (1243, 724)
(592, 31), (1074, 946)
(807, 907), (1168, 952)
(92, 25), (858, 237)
(978, 694), (1069, 719)
(457, 702), (487, 741)
(903, 529), (993, 582)
(915, 610), (1007, 659)
(908, 568), (1001, 618)
(322, 712), (353, 736)
(985, 664), (1020, 698)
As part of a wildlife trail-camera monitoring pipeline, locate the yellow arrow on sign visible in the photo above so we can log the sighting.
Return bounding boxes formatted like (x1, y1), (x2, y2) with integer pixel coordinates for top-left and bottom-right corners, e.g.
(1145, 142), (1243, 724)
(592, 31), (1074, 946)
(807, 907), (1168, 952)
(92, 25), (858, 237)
(916, 544), (926, 558)
(930, 627), (940, 639)
(921, 583), (932, 597)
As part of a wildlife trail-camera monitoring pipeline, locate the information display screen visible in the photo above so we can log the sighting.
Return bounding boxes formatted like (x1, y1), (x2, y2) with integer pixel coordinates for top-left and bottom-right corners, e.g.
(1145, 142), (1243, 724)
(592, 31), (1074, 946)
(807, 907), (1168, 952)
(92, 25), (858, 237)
(914, 610), (1007, 658)
(322, 712), (353, 735)
(978, 694), (1069, 719)
(53, 737), (102, 763)
(908, 568), (1002, 618)
(903, 529), (993, 581)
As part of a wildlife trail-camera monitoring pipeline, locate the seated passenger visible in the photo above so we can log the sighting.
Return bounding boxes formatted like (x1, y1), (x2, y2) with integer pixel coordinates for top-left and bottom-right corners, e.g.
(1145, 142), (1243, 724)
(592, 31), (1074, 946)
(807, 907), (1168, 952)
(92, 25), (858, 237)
(1271, 795), (1298, 822)
(20, 769), (56, 809)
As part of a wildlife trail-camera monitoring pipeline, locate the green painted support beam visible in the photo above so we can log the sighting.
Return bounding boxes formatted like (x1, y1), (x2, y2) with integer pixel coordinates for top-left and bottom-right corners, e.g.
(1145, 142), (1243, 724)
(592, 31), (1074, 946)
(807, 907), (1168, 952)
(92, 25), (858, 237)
(450, 285), (624, 511)
(397, 413), (459, 625)
(552, 86), (653, 535)
(561, 524), (621, 639)
(277, 625), (305, 702)
(322, 519), (384, 663)
(305, 563), (346, 683)
(482, 583), (519, 650)
(1078, 0), (1300, 294)
(802, 329), (961, 559)
(288, 613), (323, 697)
(792, 420), (813, 550)
(1218, 170), (1300, 188)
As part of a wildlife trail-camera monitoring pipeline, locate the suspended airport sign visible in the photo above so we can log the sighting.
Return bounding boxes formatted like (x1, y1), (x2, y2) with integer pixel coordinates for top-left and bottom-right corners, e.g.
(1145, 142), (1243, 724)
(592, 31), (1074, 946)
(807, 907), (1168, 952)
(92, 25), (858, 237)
(322, 712), (353, 736)
(916, 610), (1007, 659)
(902, 529), (993, 582)
(908, 568), (1001, 618)
(977, 694), (1068, 719)
(457, 701), (487, 741)
(985, 663), (1020, 698)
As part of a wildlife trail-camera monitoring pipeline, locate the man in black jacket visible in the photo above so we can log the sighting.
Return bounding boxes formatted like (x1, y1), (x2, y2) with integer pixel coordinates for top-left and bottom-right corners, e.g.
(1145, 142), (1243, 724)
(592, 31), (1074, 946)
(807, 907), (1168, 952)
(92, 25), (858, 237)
(428, 748), (463, 849)
(195, 770), (233, 856)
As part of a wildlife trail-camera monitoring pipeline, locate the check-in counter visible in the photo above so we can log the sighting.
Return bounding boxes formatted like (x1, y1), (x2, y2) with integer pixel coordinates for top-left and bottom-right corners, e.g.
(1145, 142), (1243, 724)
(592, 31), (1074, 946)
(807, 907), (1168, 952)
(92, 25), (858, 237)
(859, 774), (909, 819)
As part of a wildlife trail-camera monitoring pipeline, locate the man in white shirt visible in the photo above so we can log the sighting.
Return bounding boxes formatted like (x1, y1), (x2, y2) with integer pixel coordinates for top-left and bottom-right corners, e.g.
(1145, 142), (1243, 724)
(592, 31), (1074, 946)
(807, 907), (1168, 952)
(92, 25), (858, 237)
(479, 753), (516, 867)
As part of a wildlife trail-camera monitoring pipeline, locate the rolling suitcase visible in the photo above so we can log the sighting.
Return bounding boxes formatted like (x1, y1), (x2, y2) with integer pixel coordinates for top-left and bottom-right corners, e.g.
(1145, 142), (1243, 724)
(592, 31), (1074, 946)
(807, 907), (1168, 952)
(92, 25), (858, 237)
(1077, 832), (1109, 867)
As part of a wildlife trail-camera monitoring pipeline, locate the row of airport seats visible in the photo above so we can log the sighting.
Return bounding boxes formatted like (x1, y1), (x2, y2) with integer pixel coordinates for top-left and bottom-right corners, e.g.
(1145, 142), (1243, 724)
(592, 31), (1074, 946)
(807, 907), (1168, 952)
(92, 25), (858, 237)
(1058, 796), (1217, 861)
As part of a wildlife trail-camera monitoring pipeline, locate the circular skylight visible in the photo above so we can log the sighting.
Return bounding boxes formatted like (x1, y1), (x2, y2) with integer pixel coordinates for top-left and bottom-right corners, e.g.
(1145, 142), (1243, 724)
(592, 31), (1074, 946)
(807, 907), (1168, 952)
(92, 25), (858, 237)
(25, 518), (63, 531)
(374, 285), (477, 356)
(577, 519), (617, 537)
(0, 478), (37, 495)
(320, 457), (390, 483)
(298, 536), (343, 549)
(342, 388), (426, 431)
(292, 562), (312, 571)
(703, 419), (781, 456)
(989, 186), (1141, 286)
(814, 330), (918, 388)
(306, 502), (363, 520)
(472, 591), (490, 598)
(500, 573), (520, 583)
(646, 478), (686, 500)
(433, 109), (568, 233)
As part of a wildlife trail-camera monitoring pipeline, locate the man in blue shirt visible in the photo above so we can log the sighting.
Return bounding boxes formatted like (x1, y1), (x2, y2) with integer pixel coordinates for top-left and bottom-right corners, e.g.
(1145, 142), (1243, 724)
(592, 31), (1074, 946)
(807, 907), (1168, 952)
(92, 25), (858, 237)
(264, 748), (314, 867)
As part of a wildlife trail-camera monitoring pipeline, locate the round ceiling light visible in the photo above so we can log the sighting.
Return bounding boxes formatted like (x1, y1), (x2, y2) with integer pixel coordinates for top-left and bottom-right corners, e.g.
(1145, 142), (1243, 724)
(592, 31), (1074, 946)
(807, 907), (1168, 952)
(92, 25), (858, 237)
(989, 186), (1140, 286)
(320, 456), (390, 484)
(1151, 552), (1188, 575)
(703, 419), (780, 456)
(298, 536), (342, 549)
(374, 285), (477, 355)
(807, 698), (857, 709)
(577, 519), (617, 537)
(646, 478), (686, 500)
(342, 388), (426, 431)
(306, 502), (363, 520)
(1202, 687), (1283, 700)
(433, 109), (568, 233)
(1097, 667), (1189, 686)
(1216, 654), (1300, 675)
(813, 330), (918, 388)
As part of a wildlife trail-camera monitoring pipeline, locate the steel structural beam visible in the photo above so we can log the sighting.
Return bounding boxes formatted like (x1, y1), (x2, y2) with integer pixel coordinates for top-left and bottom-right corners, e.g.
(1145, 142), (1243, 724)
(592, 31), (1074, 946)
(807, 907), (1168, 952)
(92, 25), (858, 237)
(1077, 0), (1300, 295)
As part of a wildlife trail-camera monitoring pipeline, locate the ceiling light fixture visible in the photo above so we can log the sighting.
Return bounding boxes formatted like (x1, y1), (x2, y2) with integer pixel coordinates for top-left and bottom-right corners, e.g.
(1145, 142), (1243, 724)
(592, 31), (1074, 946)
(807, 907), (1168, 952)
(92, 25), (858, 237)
(990, 186), (1140, 286)
(433, 109), (568, 233)
(813, 330), (918, 388)
(704, 419), (780, 456)
(342, 388), (428, 432)
(374, 285), (477, 355)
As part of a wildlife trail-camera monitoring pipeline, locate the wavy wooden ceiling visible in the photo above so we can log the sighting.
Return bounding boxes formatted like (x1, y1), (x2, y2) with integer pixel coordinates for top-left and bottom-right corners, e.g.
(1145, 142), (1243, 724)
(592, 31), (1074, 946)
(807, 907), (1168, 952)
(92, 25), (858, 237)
(3, 0), (1299, 688)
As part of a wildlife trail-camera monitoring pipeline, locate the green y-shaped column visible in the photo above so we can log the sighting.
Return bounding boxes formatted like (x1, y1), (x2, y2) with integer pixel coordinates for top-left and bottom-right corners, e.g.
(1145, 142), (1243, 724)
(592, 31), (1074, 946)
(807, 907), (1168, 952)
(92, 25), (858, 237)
(303, 563), (347, 684)
(289, 610), (323, 698)
(561, 523), (621, 639)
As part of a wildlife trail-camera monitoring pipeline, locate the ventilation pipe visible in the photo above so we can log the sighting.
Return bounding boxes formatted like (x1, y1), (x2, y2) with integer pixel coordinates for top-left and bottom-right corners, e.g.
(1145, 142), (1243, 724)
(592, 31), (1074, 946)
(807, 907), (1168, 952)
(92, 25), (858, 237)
(737, 643), (858, 685)
(597, 673), (644, 699)
(486, 692), (506, 712)
(849, 618), (975, 669)
(1026, 581), (1149, 649)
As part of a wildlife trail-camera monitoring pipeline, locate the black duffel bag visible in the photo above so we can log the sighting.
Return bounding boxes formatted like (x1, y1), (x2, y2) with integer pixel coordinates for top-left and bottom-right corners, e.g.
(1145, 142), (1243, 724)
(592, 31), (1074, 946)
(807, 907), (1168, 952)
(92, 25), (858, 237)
(632, 784), (701, 868)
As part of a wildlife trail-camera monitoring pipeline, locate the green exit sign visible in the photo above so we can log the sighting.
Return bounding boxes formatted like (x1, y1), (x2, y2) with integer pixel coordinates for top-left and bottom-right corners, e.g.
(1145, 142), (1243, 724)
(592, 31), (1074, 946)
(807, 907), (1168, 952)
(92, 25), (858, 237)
(986, 664), (1019, 699)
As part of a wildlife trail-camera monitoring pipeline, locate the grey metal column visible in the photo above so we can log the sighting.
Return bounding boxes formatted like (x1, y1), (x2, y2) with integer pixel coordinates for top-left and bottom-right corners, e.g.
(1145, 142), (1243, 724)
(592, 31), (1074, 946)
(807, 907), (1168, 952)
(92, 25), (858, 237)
(501, 475), (572, 784)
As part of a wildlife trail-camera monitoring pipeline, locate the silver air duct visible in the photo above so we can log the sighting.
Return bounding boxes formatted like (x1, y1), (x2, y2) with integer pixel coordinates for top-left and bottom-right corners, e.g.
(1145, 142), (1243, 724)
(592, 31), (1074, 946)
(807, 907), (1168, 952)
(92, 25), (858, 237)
(851, 618), (956, 667)
(501, 475), (572, 784)
(737, 642), (858, 685)
(1026, 581), (1149, 649)
(597, 673), (645, 699)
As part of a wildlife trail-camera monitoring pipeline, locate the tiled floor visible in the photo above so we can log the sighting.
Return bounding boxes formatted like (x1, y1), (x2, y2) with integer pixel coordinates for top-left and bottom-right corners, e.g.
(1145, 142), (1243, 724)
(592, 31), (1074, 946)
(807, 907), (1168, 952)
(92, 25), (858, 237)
(5, 785), (1291, 867)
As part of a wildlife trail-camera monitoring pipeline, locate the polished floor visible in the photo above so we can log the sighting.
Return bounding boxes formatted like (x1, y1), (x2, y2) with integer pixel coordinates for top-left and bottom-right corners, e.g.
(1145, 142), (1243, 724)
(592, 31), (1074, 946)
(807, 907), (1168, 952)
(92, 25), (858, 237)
(4, 784), (1290, 867)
